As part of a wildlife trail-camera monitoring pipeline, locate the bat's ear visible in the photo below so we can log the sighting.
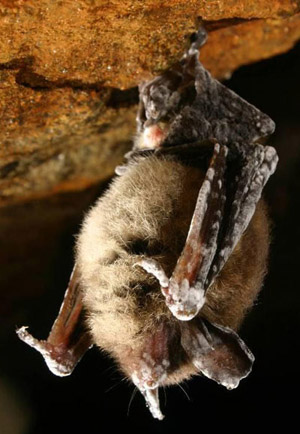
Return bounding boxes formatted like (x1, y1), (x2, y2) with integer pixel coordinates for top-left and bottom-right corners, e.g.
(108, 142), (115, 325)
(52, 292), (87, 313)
(180, 319), (254, 389)
(16, 264), (93, 377)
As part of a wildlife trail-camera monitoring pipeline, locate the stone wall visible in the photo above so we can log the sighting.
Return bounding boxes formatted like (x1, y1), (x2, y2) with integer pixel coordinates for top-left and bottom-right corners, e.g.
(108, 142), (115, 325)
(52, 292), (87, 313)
(1, 0), (300, 204)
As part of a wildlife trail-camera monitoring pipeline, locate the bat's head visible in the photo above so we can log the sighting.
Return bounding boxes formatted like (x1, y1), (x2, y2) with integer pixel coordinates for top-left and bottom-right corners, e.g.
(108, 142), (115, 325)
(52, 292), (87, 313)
(114, 319), (196, 420)
(113, 315), (254, 420)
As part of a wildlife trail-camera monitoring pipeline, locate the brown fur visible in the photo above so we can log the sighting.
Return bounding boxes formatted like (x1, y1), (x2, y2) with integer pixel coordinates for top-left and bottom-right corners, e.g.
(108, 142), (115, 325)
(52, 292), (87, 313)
(76, 155), (270, 383)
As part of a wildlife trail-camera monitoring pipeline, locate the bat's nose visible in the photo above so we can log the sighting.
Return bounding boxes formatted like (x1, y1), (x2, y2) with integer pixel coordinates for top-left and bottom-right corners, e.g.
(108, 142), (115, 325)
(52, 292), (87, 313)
(131, 373), (164, 420)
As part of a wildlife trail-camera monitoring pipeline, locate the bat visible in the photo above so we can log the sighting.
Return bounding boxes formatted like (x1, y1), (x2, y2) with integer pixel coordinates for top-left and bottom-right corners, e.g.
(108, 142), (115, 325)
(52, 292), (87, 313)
(17, 28), (278, 420)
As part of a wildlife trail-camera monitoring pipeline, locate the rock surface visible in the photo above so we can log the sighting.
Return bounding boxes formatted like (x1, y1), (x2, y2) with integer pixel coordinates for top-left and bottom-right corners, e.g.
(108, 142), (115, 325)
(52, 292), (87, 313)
(0, 0), (300, 205)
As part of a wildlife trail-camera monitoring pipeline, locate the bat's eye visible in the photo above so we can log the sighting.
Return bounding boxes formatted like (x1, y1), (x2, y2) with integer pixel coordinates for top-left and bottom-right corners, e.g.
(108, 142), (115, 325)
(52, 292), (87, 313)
(128, 239), (150, 255)
(126, 239), (165, 256)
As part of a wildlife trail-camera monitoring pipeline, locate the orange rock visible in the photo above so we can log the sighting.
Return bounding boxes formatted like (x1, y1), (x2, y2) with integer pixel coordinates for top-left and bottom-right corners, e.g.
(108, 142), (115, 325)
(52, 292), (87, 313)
(0, 0), (300, 205)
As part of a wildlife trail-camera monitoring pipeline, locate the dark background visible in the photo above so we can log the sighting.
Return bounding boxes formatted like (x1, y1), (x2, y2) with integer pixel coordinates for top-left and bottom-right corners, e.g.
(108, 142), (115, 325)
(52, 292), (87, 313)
(1, 40), (300, 433)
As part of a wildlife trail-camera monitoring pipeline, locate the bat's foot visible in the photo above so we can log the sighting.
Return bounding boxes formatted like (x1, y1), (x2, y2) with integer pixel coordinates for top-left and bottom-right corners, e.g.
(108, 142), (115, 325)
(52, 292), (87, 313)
(187, 27), (208, 54)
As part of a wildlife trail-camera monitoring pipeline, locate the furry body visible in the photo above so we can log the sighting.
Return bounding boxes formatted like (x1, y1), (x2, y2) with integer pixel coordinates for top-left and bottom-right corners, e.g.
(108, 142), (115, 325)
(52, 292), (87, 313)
(76, 154), (269, 384)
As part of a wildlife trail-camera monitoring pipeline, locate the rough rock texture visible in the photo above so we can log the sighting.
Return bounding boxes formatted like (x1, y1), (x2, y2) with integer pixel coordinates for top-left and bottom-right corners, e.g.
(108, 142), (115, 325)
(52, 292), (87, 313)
(0, 76), (136, 204)
(1, 1), (299, 88)
(0, 0), (300, 205)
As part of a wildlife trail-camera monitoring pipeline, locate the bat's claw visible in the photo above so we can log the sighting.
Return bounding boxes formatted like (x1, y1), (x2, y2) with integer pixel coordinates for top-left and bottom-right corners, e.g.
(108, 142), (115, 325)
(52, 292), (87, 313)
(188, 27), (208, 53)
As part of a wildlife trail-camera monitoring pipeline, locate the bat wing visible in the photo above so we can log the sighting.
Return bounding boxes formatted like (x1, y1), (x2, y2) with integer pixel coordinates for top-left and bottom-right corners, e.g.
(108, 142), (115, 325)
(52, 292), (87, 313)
(205, 143), (278, 289)
(17, 265), (92, 376)
(137, 28), (275, 150)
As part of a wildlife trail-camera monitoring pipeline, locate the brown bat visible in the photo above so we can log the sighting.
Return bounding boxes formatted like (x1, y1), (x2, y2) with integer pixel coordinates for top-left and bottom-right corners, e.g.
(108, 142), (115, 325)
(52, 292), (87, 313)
(17, 28), (278, 420)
